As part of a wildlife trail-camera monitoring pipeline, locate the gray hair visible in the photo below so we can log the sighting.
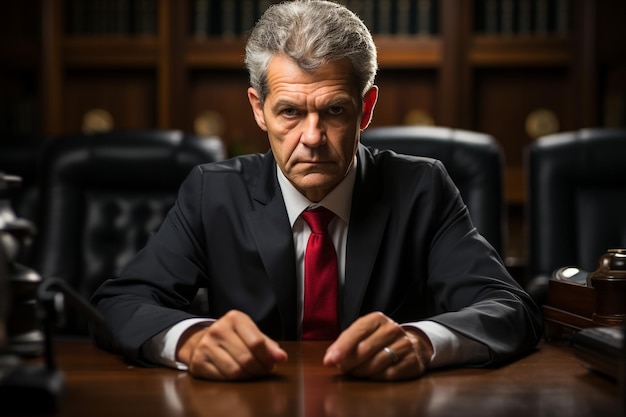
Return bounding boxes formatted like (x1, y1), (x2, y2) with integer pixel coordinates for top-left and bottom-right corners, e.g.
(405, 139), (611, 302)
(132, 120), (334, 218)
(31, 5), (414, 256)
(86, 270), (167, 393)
(244, 0), (378, 104)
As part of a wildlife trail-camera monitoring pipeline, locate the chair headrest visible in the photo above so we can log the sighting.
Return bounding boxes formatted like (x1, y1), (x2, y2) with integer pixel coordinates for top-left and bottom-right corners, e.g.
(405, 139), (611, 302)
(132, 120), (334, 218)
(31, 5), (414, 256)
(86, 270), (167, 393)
(43, 130), (225, 188)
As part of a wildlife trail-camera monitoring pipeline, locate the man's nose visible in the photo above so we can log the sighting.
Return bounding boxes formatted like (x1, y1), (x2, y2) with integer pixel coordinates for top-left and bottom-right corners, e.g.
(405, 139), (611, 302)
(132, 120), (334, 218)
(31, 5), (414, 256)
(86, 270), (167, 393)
(300, 113), (326, 147)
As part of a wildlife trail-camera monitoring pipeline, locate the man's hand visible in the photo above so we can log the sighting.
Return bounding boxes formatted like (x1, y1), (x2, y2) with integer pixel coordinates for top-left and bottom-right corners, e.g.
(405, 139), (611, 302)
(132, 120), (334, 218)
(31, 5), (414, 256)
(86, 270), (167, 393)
(323, 312), (433, 380)
(176, 310), (288, 381)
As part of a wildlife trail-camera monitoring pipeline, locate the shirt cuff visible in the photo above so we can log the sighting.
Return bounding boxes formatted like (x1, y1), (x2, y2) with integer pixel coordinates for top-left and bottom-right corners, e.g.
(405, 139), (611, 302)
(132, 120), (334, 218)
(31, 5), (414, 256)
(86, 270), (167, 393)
(142, 318), (214, 370)
(403, 321), (489, 369)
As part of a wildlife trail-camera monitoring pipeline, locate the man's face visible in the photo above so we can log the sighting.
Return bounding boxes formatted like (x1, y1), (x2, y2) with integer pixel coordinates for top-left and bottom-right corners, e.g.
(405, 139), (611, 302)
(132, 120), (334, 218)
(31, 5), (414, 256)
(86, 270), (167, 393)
(248, 55), (378, 202)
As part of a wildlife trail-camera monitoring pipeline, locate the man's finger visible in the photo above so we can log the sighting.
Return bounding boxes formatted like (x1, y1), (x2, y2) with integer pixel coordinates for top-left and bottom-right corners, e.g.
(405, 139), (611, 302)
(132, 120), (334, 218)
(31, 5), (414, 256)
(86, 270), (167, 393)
(232, 324), (288, 375)
(323, 312), (388, 367)
(182, 310), (287, 380)
(325, 312), (402, 371)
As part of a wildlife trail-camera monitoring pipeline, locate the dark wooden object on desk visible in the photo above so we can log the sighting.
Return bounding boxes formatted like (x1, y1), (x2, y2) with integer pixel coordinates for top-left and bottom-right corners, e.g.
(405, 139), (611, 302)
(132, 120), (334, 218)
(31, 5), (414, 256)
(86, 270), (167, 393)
(11, 339), (621, 417)
(544, 249), (626, 338)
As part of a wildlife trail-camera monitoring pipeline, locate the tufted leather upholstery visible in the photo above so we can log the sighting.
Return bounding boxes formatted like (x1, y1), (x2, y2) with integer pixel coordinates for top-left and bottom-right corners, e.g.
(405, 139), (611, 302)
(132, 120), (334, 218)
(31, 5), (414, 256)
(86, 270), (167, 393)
(361, 125), (505, 256)
(33, 130), (226, 335)
(526, 127), (626, 304)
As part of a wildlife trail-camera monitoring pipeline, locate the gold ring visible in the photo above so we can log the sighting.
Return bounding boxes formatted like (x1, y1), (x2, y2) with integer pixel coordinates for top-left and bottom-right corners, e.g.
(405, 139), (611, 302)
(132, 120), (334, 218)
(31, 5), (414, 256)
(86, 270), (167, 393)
(383, 346), (398, 364)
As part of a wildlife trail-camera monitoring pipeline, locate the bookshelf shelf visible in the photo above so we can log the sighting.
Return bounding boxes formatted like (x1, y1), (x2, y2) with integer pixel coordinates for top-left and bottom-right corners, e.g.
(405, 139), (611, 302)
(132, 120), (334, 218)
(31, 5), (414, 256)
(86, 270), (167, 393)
(62, 37), (161, 67)
(184, 36), (443, 69)
(185, 38), (247, 68)
(469, 36), (570, 67)
(374, 36), (442, 68)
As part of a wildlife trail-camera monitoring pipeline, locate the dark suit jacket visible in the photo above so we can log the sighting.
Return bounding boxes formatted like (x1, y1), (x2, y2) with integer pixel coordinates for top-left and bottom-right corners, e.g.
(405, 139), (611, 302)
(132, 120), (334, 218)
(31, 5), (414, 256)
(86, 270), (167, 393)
(91, 144), (542, 366)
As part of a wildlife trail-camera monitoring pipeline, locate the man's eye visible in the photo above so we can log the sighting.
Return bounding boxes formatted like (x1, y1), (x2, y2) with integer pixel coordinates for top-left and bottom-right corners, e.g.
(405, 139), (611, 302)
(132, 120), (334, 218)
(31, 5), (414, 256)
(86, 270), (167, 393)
(281, 108), (298, 117)
(328, 106), (344, 115)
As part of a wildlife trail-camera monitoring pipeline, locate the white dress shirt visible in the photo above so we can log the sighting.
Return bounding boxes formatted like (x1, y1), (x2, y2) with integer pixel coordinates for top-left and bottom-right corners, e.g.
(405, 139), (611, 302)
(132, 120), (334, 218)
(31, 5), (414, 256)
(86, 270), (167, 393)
(143, 157), (488, 369)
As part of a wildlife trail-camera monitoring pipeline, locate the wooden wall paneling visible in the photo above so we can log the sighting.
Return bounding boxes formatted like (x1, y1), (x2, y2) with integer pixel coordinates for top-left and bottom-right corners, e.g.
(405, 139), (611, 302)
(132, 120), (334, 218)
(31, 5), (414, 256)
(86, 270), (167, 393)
(571, 0), (597, 128)
(41, 0), (63, 135)
(471, 66), (572, 266)
(63, 69), (157, 133)
(156, 0), (171, 129)
(156, 0), (173, 129)
(167, 0), (188, 130)
(438, 0), (465, 127)
(595, 0), (626, 128)
(188, 69), (266, 156)
(472, 67), (572, 198)
(370, 69), (438, 127)
(457, 0), (475, 131)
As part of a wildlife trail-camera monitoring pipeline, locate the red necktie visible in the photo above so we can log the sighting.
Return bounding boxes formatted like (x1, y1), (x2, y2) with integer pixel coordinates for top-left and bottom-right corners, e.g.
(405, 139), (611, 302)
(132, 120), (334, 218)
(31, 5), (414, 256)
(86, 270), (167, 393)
(301, 207), (339, 340)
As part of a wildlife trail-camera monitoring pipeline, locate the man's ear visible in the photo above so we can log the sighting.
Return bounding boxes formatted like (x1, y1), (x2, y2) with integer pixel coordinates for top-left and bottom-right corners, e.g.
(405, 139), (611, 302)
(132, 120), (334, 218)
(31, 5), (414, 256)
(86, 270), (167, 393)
(247, 87), (268, 131)
(360, 85), (379, 130)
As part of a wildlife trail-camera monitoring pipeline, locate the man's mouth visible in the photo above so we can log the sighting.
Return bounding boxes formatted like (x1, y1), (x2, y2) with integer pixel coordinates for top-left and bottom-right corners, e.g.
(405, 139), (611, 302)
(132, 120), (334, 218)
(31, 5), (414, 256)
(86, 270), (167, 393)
(300, 160), (330, 164)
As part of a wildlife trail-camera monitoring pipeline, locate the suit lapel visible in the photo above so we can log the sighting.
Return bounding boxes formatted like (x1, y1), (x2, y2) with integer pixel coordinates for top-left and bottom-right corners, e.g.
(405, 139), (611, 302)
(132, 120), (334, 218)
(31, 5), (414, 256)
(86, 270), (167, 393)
(244, 154), (298, 339)
(342, 146), (390, 328)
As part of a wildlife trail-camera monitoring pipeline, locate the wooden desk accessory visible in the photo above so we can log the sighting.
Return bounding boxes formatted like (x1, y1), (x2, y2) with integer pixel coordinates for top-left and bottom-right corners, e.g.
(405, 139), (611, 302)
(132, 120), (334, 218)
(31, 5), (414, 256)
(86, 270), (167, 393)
(543, 249), (626, 339)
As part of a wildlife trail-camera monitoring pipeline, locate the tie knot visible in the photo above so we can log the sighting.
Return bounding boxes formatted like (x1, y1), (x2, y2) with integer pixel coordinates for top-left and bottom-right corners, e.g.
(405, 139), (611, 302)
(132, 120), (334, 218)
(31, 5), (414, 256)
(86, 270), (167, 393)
(301, 207), (335, 235)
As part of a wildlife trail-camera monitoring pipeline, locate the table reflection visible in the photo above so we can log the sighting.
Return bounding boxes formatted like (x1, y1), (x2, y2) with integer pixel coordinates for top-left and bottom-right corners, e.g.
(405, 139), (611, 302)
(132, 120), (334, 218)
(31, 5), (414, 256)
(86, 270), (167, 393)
(163, 362), (433, 417)
(65, 340), (613, 417)
(159, 360), (619, 417)
(164, 373), (294, 417)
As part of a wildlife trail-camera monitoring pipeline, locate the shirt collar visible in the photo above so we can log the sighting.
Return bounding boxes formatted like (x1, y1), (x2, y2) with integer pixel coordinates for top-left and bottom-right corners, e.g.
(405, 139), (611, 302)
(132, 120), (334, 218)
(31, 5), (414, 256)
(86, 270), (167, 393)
(277, 156), (357, 227)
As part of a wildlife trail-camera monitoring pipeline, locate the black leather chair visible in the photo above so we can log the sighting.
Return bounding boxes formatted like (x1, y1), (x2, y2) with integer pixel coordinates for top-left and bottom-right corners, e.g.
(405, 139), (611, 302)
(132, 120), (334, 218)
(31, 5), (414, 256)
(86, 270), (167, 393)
(361, 125), (505, 256)
(526, 127), (626, 304)
(33, 130), (226, 335)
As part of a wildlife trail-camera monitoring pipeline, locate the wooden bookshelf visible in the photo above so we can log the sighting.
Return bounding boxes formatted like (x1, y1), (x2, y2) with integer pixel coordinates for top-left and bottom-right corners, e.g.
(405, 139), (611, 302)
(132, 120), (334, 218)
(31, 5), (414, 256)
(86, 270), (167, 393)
(63, 37), (161, 67)
(469, 36), (570, 67)
(1, 0), (625, 271)
(372, 36), (442, 68)
(185, 38), (247, 68)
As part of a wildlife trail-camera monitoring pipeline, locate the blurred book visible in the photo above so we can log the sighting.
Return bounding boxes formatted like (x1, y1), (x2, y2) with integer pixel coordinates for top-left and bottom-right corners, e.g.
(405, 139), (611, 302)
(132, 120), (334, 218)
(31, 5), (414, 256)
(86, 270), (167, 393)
(572, 326), (624, 381)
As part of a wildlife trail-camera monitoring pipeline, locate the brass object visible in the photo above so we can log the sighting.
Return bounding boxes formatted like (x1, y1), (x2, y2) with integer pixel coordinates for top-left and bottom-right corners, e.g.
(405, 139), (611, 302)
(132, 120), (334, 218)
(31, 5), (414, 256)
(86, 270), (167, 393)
(525, 108), (559, 139)
(587, 249), (626, 326)
(403, 109), (435, 126)
(82, 109), (114, 133)
(194, 111), (224, 137)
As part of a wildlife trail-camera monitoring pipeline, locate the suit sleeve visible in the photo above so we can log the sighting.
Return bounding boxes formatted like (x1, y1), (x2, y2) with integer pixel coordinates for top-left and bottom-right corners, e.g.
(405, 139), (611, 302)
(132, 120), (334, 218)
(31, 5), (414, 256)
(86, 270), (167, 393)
(423, 161), (543, 366)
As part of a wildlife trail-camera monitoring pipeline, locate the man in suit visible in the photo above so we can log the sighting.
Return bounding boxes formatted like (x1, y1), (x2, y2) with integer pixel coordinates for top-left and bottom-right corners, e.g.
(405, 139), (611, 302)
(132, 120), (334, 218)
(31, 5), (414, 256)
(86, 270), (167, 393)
(91, 0), (542, 381)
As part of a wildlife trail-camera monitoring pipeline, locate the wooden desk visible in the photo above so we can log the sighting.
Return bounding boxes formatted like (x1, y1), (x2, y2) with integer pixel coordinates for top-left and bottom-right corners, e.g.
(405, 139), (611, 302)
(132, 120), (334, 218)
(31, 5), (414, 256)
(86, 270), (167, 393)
(13, 340), (625, 417)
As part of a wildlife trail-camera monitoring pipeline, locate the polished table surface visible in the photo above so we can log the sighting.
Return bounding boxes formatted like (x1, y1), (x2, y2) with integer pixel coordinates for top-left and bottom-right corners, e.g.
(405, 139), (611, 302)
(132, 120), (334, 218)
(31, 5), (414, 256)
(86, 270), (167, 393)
(16, 339), (625, 417)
